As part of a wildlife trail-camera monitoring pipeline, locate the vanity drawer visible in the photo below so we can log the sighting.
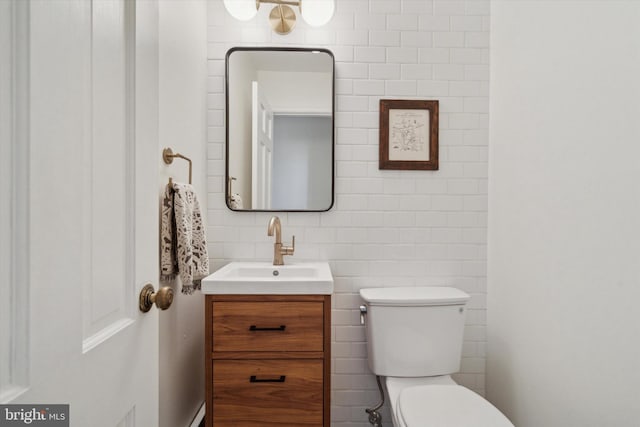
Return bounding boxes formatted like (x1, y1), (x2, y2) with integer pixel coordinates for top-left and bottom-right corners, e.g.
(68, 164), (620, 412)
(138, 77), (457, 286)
(212, 301), (323, 352)
(212, 359), (324, 426)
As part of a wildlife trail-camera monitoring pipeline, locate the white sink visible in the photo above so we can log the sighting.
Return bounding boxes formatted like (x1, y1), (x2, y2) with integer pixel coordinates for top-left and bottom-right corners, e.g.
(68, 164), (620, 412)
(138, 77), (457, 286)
(201, 262), (333, 295)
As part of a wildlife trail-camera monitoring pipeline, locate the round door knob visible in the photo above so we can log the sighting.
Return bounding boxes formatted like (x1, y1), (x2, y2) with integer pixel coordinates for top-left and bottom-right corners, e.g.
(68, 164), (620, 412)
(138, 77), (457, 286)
(139, 283), (174, 312)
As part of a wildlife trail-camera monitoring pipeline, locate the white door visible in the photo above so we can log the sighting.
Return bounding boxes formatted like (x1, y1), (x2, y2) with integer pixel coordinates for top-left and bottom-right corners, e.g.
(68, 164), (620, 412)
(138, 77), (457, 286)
(251, 81), (274, 209)
(1, 1), (161, 426)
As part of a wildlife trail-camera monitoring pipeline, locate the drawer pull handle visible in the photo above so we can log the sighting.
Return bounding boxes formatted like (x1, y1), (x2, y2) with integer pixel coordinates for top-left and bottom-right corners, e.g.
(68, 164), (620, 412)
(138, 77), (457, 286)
(250, 375), (286, 383)
(249, 325), (286, 332)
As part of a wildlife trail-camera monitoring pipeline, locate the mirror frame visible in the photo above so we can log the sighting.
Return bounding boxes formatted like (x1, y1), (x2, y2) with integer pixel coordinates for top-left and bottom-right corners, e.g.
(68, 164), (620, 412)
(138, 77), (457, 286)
(225, 46), (335, 212)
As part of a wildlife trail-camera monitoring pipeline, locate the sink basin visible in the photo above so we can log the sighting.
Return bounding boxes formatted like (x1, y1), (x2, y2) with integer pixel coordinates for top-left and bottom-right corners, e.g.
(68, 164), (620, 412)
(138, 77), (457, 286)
(201, 262), (333, 295)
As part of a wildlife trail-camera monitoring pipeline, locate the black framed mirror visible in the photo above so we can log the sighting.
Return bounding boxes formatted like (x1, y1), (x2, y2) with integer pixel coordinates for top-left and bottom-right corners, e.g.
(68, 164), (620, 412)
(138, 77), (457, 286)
(225, 47), (335, 212)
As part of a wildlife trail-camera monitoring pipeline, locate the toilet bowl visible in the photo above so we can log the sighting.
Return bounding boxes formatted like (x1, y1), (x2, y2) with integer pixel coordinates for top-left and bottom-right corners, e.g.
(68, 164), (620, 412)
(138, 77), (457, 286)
(359, 287), (514, 427)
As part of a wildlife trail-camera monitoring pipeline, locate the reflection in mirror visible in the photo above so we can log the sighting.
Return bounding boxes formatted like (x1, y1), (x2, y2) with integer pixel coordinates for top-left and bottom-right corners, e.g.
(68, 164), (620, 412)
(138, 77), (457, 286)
(225, 47), (334, 211)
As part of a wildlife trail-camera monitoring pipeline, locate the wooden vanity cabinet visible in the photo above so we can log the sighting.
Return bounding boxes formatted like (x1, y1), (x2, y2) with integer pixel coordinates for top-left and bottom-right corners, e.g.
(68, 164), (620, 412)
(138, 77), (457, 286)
(205, 294), (331, 427)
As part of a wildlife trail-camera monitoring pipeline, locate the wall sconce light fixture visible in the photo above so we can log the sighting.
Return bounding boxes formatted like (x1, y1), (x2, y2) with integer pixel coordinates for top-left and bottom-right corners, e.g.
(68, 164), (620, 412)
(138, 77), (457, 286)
(223, 0), (335, 34)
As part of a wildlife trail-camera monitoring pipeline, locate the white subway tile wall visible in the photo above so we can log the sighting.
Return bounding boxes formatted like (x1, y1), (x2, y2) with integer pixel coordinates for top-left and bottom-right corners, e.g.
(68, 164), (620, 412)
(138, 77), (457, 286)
(206, 0), (489, 425)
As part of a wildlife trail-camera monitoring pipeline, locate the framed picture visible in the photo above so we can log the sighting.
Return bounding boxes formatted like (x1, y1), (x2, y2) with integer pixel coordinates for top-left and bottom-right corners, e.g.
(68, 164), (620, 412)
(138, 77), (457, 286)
(379, 99), (439, 170)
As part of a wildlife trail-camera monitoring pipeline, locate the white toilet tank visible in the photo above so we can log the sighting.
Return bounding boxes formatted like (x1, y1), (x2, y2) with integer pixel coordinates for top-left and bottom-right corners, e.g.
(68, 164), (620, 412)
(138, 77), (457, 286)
(360, 286), (470, 377)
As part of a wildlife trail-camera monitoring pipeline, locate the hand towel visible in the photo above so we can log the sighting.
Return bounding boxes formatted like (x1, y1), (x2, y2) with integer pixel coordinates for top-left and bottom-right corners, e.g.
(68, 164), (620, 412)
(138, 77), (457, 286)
(160, 182), (209, 294)
(229, 193), (243, 209)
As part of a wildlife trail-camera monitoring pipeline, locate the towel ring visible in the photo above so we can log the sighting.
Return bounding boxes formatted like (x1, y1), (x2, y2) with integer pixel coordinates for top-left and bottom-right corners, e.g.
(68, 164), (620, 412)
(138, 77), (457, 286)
(163, 147), (192, 184)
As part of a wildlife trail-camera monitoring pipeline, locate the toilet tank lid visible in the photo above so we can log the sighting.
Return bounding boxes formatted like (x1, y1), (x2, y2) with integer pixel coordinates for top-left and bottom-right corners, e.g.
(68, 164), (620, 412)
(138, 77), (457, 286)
(359, 286), (470, 306)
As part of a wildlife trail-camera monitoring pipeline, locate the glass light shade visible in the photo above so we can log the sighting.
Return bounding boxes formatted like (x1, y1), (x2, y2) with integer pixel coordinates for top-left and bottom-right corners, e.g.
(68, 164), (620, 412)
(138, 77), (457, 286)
(223, 0), (258, 21)
(300, 0), (335, 27)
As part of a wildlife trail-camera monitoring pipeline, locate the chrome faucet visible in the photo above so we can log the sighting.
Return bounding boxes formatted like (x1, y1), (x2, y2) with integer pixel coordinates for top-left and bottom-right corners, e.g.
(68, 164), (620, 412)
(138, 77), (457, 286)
(267, 216), (295, 266)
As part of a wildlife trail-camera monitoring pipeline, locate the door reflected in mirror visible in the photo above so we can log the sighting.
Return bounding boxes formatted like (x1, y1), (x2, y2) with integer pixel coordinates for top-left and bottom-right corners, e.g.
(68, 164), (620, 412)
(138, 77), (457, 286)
(225, 47), (334, 211)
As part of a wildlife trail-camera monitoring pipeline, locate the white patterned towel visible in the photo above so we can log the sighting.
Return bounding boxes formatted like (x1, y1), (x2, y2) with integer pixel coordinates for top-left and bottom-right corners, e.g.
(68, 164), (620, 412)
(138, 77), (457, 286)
(160, 182), (209, 294)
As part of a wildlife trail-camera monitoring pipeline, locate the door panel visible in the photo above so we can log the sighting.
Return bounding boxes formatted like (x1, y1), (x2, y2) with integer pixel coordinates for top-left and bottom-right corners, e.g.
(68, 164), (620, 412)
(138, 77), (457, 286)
(1, 1), (160, 426)
(82, 0), (134, 348)
(251, 81), (274, 210)
(0, 0), (29, 402)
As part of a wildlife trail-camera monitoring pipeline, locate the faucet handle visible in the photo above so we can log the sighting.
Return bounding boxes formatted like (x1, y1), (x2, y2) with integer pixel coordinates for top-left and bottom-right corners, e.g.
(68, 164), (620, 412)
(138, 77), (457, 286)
(282, 235), (295, 256)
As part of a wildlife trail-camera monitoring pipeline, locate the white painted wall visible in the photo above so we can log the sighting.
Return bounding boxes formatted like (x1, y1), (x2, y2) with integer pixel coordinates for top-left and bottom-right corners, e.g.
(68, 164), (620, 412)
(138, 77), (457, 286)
(207, 0), (490, 425)
(227, 52), (256, 205)
(158, 2), (208, 426)
(259, 70), (332, 114)
(487, 1), (640, 426)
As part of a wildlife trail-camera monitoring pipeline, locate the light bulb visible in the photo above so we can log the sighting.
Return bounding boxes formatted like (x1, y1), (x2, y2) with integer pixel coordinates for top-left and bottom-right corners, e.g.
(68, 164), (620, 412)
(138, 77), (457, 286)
(223, 0), (258, 21)
(300, 0), (335, 27)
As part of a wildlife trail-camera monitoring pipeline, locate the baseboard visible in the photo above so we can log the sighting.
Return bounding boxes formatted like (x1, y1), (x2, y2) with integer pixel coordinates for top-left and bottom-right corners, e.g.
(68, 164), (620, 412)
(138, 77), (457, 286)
(189, 402), (205, 427)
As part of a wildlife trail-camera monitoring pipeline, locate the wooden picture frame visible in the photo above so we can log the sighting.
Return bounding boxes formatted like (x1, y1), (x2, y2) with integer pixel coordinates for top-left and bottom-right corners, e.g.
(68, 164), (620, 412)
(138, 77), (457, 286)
(379, 99), (439, 170)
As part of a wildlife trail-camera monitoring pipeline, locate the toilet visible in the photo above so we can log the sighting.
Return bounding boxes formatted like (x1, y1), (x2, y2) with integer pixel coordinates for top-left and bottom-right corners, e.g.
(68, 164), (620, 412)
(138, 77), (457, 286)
(359, 286), (513, 427)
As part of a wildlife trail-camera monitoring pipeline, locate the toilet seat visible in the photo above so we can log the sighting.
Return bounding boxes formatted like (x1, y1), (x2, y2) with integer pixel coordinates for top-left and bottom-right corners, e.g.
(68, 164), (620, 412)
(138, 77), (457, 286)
(396, 385), (514, 427)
